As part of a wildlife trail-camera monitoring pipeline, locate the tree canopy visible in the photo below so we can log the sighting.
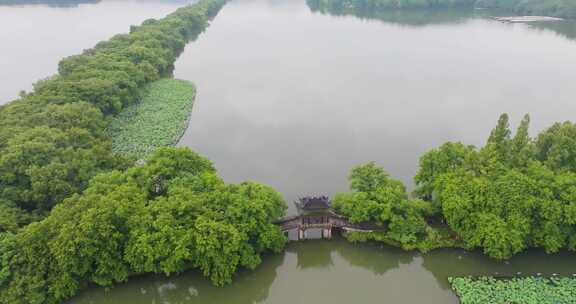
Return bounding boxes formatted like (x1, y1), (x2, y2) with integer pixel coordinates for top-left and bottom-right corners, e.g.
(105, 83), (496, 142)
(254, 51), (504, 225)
(338, 114), (576, 259)
(0, 148), (287, 304)
(415, 114), (576, 259)
(333, 162), (435, 250)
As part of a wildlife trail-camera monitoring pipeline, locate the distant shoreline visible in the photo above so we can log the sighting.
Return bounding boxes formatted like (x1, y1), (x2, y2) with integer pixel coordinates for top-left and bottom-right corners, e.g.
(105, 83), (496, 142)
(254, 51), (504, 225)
(488, 15), (564, 23)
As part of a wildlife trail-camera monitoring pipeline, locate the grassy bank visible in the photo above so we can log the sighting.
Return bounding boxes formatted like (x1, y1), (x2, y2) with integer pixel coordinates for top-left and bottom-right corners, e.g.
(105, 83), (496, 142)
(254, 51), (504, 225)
(450, 276), (576, 304)
(107, 79), (195, 159)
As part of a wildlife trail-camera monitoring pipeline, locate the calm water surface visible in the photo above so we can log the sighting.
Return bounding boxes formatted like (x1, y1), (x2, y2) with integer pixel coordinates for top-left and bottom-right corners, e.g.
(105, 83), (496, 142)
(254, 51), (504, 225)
(3, 0), (576, 302)
(70, 237), (576, 304)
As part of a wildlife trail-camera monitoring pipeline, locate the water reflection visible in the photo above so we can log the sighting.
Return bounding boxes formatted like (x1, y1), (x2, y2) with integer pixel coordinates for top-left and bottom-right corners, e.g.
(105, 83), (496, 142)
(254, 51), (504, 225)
(335, 241), (415, 275)
(306, 0), (576, 41)
(70, 252), (286, 304)
(307, 0), (475, 27)
(287, 237), (417, 274)
(69, 236), (576, 303)
(0, 0), (100, 7)
(530, 20), (576, 41)
(421, 247), (576, 289)
(289, 239), (335, 269)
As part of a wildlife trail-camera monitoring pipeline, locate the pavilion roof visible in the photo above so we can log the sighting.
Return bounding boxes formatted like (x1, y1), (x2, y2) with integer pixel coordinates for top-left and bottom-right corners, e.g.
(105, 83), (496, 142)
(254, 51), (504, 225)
(296, 195), (331, 211)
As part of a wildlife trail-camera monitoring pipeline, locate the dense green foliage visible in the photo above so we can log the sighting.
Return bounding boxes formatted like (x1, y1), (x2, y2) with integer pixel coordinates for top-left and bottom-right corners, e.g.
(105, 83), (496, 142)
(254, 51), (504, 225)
(338, 114), (576, 259)
(0, 0), (226, 229)
(0, 148), (287, 304)
(308, 0), (576, 18)
(450, 276), (576, 304)
(333, 162), (457, 251)
(415, 114), (576, 259)
(107, 79), (196, 159)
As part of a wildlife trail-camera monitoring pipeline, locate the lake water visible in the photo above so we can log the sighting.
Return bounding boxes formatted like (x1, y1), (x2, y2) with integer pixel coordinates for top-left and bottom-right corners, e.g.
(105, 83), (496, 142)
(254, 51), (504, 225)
(70, 237), (576, 304)
(2, 0), (576, 303)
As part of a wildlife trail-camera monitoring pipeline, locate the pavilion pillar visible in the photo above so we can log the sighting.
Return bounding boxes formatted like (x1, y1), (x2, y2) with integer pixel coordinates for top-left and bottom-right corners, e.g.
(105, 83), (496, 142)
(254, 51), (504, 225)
(299, 228), (305, 240)
(324, 227), (332, 239)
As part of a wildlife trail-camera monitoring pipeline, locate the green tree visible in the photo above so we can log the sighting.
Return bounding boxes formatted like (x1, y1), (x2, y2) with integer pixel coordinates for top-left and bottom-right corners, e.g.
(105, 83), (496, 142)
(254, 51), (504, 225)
(414, 142), (478, 202)
(0, 147), (287, 303)
(510, 114), (532, 168)
(486, 113), (512, 163)
(535, 122), (576, 171)
(334, 162), (430, 249)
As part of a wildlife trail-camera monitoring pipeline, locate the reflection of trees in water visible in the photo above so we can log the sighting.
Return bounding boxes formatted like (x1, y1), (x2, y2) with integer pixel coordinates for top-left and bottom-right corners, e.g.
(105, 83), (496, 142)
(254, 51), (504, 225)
(306, 0), (576, 41)
(335, 240), (415, 275)
(70, 253), (286, 304)
(288, 237), (415, 274)
(306, 0), (475, 27)
(0, 0), (100, 8)
(419, 248), (480, 290)
(529, 21), (576, 41)
(287, 239), (335, 269)
(289, 237), (576, 292)
(420, 248), (576, 290)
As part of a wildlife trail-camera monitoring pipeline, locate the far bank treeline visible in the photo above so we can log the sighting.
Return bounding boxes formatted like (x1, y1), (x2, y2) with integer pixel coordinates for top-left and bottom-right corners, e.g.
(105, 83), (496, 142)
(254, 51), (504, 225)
(307, 0), (576, 19)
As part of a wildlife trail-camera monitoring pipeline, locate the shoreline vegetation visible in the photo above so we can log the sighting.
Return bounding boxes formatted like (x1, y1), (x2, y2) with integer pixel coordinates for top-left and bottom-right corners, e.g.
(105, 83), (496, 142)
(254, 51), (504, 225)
(334, 113), (576, 301)
(106, 79), (196, 159)
(307, 0), (576, 19)
(335, 114), (576, 260)
(449, 276), (576, 303)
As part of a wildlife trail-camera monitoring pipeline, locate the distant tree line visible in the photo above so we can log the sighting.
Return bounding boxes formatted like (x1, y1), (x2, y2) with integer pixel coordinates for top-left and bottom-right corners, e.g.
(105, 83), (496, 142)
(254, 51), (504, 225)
(479, 0), (576, 19)
(307, 0), (576, 18)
